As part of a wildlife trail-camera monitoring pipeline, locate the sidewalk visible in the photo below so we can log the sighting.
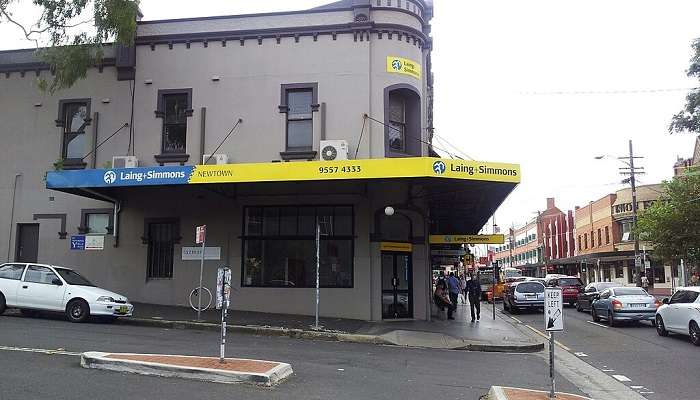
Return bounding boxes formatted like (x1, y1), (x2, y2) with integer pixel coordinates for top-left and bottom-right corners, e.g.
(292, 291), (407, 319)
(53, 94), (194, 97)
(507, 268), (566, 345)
(117, 300), (543, 352)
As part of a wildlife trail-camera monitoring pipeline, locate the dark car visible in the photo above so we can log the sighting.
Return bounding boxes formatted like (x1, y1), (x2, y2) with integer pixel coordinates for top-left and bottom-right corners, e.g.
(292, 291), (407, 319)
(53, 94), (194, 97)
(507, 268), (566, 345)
(545, 276), (583, 306)
(503, 281), (545, 313)
(576, 282), (619, 312)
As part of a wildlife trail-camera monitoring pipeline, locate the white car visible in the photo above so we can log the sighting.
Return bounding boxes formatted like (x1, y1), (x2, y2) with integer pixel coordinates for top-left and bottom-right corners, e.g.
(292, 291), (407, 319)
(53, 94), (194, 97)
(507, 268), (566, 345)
(0, 263), (133, 323)
(655, 286), (700, 346)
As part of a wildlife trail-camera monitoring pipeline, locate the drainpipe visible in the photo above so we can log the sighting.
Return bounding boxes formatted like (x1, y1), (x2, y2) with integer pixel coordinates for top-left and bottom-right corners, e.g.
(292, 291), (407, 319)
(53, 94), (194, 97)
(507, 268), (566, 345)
(6, 174), (21, 262)
(80, 188), (122, 248)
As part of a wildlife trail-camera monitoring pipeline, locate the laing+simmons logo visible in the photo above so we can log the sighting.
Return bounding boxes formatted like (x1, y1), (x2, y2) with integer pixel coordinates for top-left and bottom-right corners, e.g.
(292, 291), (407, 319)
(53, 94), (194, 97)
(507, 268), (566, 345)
(391, 59), (402, 71)
(103, 170), (117, 184)
(103, 169), (187, 184)
(432, 160), (446, 175)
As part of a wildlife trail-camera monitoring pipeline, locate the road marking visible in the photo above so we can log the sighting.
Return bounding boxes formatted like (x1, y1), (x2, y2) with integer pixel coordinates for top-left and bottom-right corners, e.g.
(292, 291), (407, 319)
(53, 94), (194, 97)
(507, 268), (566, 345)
(510, 316), (522, 324)
(586, 321), (608, 328)
(524, 325), (572, 352)
(631, 386), (644, 389)
(639, 392), (654, 394)
(612, 375), (631, 382)
(574, 352), (588, 357)
(601, 369), (615, 372)
(0, 345), (80, 356)
(337, 368), (345, 371)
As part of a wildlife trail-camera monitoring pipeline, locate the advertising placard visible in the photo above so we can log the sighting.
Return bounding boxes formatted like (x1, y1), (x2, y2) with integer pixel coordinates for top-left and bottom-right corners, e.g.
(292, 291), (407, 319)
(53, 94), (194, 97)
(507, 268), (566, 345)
(196, 225), (206, 244)
(70, 235), (86, 250)
(216, 267), (232, 310)
(85, 235), (104, 250)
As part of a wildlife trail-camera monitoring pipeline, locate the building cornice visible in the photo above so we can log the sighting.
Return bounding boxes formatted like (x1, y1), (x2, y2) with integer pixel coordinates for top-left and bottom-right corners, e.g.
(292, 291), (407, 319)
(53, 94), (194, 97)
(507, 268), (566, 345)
(0, 58), (116, 76)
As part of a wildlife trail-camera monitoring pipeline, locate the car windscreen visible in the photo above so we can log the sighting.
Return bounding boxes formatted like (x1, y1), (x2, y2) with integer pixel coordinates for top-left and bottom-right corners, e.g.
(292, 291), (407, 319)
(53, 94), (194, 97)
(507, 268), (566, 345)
(55, 268), (94, 286)
(559, 278), (582, 286)
(516, 282), (544, 293)
(613, 287), (647, 296)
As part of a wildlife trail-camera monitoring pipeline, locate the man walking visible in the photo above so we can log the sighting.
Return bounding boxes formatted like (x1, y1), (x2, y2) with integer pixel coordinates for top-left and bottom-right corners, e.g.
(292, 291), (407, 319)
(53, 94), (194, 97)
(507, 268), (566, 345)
(446, 272), (461, 320)
(465, 272), (481, 322)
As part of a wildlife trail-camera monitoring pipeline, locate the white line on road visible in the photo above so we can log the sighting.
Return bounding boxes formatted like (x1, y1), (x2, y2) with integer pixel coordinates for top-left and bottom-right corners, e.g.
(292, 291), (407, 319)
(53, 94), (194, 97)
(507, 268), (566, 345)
(510, 316), (522, 324)
(574, 352), (588, 357)
(601, 369), (615, 372)
(586, 321), (609, 328)
(0, 345), (80, 356)
(639, 392), (654, 394)
(612, 375), (632, 382)
(631, 386), (644, 389)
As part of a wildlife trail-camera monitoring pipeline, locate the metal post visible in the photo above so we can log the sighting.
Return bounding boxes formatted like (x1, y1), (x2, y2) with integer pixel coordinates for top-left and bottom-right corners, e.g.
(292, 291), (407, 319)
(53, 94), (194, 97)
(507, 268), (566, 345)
(314, 215), (321, 329)
(492, 261), (496, 319)
(197, 232), (206, 321)
(220, 278), (227, 363)
(629, 140), (641, 286)
(549, 332), (556, 399)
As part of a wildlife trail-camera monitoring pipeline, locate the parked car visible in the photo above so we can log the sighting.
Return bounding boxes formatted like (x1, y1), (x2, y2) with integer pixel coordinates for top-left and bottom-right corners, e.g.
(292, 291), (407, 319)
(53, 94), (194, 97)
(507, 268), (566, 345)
(655, 287), (700, 346)
(545, 275), (583, 306)
(591, 286), (661, 327)
(0, 263), (133, 323)
(576, 282), (619, 312)
(503, 280), (545, 313)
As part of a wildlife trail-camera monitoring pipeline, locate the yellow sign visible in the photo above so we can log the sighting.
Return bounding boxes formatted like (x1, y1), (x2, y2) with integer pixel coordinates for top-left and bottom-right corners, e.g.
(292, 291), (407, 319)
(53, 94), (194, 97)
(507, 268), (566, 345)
(429, 234), (505, 245)
(188, 158), (520, 185)
(387, 56), (422, 79)
(380, 242), (413, 252)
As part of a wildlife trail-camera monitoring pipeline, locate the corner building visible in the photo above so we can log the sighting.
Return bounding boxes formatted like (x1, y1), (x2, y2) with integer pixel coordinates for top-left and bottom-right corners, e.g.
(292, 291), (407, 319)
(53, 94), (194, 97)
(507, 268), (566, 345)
(0, 1), (519, 320)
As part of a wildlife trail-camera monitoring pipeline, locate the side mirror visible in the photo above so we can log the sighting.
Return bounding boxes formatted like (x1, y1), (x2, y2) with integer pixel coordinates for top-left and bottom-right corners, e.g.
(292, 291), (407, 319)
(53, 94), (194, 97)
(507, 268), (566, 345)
(662, 298), (669, 305)
(51, 278), (63, 286)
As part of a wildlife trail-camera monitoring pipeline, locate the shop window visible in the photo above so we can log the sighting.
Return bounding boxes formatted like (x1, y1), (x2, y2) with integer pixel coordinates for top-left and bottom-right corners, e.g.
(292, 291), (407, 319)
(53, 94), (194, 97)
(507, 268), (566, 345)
(242, 206), (354, 288)
(56, 99), (91, 169)
(155, 89), (192, 164)
(615, 264), (624, 278)
(620, 221), (634, 241)
(145, 218), (179, 279)
(279, 83), (319, 160)
(384, 85), (421, 157)
(652, 264), (665, 284)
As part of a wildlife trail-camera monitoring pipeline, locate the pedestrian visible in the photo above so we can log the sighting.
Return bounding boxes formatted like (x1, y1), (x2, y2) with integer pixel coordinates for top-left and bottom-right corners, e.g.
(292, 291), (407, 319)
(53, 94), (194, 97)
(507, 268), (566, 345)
(460, 274), (467, 304)
(433, 279), (453, 316)
(641, 274), (649, 289)
(446, 272), (461, 319)
(465, 271), (482, 322)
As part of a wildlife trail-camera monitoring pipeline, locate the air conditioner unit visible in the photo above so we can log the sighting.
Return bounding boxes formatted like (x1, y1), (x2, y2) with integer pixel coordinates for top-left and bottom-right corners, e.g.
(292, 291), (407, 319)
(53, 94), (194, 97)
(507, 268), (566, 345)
(202, 154), (229, 165)
(319, 140), (349, 161)
(112, 156), (139, 169)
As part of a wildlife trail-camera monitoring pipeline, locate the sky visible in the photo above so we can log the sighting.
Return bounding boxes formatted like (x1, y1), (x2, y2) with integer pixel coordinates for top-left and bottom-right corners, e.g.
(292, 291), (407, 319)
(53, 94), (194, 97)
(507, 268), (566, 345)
(1, 0), (699, 232)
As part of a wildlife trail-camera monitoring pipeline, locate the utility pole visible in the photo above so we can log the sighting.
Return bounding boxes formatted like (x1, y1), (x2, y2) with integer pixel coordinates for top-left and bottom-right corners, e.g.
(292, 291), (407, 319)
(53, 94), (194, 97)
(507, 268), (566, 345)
(618, 139), (644, 286)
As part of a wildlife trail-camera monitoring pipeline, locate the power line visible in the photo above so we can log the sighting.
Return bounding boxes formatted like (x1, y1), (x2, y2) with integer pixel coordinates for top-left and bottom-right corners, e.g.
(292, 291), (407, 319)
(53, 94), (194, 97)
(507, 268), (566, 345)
(519, 87), (700, 96)
(433, 134), (475, 160)
(363, 114), (461, 160)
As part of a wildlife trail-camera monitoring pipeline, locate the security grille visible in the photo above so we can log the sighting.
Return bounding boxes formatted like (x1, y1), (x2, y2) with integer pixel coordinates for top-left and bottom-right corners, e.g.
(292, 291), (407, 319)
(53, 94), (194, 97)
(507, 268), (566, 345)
(147, 221), (176, 279)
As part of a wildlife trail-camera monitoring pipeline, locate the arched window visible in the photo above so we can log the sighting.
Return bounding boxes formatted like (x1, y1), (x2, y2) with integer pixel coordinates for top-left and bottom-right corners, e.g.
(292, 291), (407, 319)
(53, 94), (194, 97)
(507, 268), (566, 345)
(384, 85), (421, 157)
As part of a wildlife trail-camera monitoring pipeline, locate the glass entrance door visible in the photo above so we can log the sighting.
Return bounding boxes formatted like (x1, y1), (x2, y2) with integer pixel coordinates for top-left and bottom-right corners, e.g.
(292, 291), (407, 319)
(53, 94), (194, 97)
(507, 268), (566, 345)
(381, 252), (413, 319)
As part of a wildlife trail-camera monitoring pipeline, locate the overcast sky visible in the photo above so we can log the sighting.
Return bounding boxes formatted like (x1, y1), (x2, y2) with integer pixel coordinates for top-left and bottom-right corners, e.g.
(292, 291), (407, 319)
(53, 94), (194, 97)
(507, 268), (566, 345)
(2, 0), (699, 232)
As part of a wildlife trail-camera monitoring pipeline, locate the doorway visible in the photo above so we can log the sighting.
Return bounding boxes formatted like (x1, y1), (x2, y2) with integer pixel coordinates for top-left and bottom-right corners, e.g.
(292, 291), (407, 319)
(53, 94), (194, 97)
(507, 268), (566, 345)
(16, 223), (39, 263)
(381, 252), (413, 319)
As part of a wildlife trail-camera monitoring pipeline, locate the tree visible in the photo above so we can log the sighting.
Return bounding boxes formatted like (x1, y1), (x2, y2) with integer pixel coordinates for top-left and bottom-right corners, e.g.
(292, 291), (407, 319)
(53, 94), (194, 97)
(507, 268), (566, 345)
(0, 0), (139, 93)
(636, 168), (700, 266)
(670, 38), (700, 133)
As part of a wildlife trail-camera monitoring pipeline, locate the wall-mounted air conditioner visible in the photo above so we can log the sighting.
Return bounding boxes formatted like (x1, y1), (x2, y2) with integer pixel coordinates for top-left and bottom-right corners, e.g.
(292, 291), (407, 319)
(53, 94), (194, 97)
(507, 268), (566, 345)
(202, 154), (229, 165)
(319, 140), (349, 161)
(112, 156), (139, 168)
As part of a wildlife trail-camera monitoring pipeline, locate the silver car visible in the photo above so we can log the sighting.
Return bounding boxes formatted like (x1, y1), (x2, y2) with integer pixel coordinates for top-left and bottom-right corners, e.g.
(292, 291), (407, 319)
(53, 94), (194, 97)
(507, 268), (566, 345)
(591, 286), (661, 327)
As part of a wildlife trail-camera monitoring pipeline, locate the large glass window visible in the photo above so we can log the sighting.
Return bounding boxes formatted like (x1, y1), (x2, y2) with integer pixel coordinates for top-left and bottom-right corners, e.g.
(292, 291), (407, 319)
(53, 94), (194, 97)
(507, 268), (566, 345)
(286, 89), (314, 151)
(242, 206), (354, 288)
(388, 94), (406, 152)
(61, 101), (89, 160)
(162, 93), (188, 154)
(620, 221), (634, 241)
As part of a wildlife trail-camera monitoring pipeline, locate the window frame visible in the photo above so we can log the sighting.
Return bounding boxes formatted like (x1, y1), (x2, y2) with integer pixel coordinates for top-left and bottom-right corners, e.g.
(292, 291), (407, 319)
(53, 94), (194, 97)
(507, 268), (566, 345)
(279, 83), (319, 159)
(0, 263), (26, 280)
(387, 94), (407, 152)
(56, 98), (91, 169)
(241, 205), (354, 288)
(23, 265), (59, 285)
(154, 89), (193, 164)
(79, 208), (114, 235)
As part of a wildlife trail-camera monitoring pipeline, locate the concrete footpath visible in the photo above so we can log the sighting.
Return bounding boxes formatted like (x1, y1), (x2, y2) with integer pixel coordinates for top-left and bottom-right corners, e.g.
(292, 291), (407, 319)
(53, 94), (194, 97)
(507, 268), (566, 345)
(117, 301), (543, 352)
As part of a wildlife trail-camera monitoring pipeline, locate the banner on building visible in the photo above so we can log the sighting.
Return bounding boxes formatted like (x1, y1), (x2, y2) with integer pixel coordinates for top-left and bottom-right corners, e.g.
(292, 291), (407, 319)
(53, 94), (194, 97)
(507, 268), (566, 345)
(386, 56), (422, 79)
(430, 234), (506, 245)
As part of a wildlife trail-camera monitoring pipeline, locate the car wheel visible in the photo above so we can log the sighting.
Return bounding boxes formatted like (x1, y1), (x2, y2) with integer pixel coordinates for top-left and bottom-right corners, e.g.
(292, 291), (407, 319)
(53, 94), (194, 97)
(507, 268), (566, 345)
(66, 299), (90, 323)
(591, 307), (599, 322)
(569, 301), (576, 307)
(511, 306), (520, 314)
(576, 302), (583, 312)
(656, 315), (668, 337)
(690, 322), (700, 346)
(608, 311), (616, 327)
(0, 292), (6, 315)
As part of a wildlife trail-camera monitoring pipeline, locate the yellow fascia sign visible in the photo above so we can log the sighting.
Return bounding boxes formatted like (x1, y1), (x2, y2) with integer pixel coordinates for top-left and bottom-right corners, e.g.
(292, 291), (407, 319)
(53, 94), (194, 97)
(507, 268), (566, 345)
(387, 56), (421, 79)
(187, 158), (520, 185)
(380, 242), (413, 252)
(430, 234), (506, 245)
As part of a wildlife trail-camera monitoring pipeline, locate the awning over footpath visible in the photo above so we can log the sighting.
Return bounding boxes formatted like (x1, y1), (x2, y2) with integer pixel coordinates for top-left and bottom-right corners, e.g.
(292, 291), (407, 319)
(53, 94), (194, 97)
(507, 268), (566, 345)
(46, 157), (520, 234)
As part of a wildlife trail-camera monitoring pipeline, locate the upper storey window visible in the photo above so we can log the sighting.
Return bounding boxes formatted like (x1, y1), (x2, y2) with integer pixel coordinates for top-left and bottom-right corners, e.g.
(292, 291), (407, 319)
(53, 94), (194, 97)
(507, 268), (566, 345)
(388, 95), (406, 152)
(286, 89), (314, 151)
(384, 85), (421, 157)
(154, 89), (192, 165)
(56, 99), (91, 169)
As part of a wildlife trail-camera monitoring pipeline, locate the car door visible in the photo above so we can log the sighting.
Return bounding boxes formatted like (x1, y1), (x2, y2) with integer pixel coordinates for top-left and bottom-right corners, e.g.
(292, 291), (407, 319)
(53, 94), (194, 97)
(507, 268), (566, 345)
(678, 291), (700, 333)
(594, 289), (610, 315)
(665, 290), (688, 332)
(17, 265), (67, 311)
(581, 285), (596, 309)
(0, 263), (27, 306)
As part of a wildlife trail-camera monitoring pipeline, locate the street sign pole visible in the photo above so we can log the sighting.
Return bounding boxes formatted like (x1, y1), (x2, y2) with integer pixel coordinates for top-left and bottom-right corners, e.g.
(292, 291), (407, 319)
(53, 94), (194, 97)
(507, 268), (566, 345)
(549, 332), (555, 399)
(314, 215), (321, 330)
(544, 287), (563, 399)
(196, 225), (207, 321)
(492, 258), (496, 320)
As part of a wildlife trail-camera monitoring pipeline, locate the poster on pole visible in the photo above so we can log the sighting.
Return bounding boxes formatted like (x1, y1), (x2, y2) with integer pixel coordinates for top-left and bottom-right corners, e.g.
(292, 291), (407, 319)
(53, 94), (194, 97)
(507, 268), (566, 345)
(216, 267), (232, 310)
(196, 225), (206, 244)
(545, 287), (563, 331)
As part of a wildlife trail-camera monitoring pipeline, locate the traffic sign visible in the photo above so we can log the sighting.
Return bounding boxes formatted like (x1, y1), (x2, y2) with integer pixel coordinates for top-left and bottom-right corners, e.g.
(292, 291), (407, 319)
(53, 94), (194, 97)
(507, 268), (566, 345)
(196, 225), (206, 244)
(545, 287), (563, 331)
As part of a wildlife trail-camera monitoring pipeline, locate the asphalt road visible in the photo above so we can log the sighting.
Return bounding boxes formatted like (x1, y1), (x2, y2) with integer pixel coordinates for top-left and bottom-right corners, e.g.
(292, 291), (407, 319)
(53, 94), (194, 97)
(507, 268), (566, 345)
(0, 313), (584, 400)
(498, 303), (700, 400)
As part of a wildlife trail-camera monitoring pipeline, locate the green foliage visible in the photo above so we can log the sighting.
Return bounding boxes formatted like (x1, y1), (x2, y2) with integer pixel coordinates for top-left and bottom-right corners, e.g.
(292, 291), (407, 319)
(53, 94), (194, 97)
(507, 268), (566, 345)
(0, 0), (139, 93)
(670, 38), (700, 133)
(636, 168), (700, 265)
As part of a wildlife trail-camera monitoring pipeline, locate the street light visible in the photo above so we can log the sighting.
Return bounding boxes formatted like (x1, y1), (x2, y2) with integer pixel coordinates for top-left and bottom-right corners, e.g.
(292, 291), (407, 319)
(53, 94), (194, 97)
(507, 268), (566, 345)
(594, 140), (645, 286)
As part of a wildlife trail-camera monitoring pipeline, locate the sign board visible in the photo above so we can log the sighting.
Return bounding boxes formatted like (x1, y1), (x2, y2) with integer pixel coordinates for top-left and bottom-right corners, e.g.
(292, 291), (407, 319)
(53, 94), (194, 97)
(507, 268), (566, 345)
(70, 235), (86, 250)
(545, 287), (564, 331)
(196, 225), (206, 244)
(430, 234), (505, 245)
(635, 255), (642, 268)
(380, 242), (413, 252)
(85, 235), (104, 250)
(181, 247), (221, 261)
(430, 249), (467, 257)
(386, 56), (422, 79)
(216, 267), (232, 310)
